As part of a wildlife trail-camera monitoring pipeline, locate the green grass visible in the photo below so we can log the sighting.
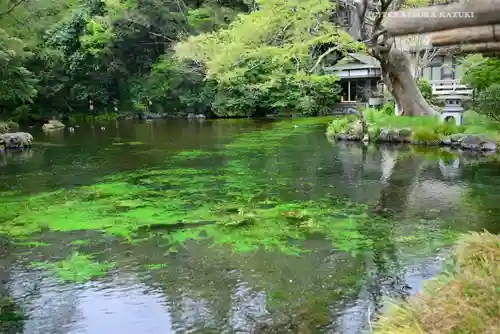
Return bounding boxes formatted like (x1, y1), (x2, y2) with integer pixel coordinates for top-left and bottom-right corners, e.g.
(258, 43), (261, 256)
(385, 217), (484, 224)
(326, 108), (500, 142)
(375, 231), (500, 334)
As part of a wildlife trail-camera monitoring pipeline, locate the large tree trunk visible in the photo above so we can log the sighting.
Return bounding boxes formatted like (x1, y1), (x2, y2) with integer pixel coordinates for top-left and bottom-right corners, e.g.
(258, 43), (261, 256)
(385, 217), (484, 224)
(371, 44), (438, 116)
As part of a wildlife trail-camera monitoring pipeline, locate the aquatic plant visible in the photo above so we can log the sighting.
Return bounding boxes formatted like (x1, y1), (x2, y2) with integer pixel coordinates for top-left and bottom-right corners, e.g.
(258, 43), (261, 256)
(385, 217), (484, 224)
(0, 117), (463, 288)
(33, 252), (115, 283)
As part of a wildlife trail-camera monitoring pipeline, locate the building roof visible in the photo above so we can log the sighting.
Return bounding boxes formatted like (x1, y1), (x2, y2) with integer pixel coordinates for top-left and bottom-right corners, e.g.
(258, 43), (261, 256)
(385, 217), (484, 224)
(324, 52), (381, 71)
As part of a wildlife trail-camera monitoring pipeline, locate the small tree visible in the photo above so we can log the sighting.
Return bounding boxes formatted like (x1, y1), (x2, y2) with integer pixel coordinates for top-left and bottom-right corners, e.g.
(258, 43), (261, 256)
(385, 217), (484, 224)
(416, 78), (433, 103)
(477, 83), (500, 124)
(461, 54), (500, 93)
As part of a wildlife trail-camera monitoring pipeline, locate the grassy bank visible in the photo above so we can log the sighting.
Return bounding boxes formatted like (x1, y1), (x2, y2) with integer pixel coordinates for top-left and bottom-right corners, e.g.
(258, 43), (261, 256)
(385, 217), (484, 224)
(327, 109), (500, 142)
(375, 231), (500, 334)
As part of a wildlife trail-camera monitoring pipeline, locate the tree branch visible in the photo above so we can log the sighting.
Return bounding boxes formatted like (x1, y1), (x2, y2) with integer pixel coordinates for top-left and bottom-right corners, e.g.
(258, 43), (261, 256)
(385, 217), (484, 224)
(308, 47), (341, 73)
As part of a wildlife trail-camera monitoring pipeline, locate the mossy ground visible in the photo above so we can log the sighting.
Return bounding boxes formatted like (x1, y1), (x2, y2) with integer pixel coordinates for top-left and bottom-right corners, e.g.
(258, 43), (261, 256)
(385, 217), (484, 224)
(327, 109), (500, 142)
(375, 232), (500, 334)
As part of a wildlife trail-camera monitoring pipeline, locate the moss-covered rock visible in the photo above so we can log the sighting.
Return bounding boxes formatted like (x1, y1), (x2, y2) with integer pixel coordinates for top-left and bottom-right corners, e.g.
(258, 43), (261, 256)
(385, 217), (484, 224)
(377, 128), (413, 143)
(42, 120), (65, 131)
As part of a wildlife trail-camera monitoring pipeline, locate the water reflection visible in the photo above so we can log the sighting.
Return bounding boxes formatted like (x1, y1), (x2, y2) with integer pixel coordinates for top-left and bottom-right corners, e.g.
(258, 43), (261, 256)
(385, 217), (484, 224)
(1, 119), (500, 333)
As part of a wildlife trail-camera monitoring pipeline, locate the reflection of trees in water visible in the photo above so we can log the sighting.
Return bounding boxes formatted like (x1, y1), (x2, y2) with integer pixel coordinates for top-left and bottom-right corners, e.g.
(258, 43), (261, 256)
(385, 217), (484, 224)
(355, 149), (423, 318)
(0, 240), (25, 334)
(374, 149), (425, 216)
(1, 235), (82, 334)
(461, 160), (500, 233)
(135, 239), (365, 333)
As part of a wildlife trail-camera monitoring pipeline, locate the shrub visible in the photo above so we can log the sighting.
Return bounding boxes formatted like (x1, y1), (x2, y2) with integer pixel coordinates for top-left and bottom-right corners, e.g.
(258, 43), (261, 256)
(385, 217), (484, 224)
(326, 117), (350, 135)
(435, 122), (464, 136)
(379, 102), (395, 116)
(416, 78), (433, 102)
(368, 125), (381, 140)
(477, 83), (500, 124)
(411, 127), (441, 143)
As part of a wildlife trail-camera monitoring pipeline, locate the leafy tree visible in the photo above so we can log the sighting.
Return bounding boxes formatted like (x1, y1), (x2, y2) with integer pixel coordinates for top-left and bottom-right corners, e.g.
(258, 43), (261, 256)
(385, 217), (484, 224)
(0, 29), (37, 117)
(477, 83), (500, 124)
(416, 78), (433, 103)
(175, 0), (362, 116)
(0, 0), (252, 120)
(460, 54), (500, 93)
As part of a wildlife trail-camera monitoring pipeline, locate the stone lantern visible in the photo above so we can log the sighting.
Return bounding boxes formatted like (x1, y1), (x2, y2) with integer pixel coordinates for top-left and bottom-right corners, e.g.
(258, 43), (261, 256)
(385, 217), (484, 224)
(436, 94), (468, 126)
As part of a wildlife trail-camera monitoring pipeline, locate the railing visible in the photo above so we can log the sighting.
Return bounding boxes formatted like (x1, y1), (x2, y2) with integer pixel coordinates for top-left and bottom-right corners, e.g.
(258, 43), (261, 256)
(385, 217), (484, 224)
(430, 79), (473, 96)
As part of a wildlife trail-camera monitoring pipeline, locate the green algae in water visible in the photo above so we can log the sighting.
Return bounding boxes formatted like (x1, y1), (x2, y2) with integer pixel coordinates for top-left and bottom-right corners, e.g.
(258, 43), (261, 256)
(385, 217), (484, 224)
(175, 150), (215, 159)
(0, 117), (460, 258)
(32, 252), (115, 283)
(112, 141), (144, 146)
(14, 241), (50, 247)
(70, 239), (90, 245)
(144, 263), (167, 270)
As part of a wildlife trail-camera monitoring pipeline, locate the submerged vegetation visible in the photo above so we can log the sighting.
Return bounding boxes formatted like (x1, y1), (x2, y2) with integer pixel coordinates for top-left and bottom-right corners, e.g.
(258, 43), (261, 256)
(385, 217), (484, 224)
(32, 252), (115, 283)
(1, 116), (499, 332)
(375, 232), (500, 334)
(0, 118), (459, 281)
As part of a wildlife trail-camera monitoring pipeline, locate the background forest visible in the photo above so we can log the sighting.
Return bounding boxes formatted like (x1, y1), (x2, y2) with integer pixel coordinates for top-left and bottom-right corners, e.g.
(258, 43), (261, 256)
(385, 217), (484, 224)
(2, 0), (500, 124)
(0, 0), (354, 122)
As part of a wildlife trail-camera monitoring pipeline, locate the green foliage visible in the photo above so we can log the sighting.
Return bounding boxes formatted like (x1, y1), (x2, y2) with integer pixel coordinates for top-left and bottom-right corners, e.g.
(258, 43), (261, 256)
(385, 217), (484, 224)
(328, 107), (498, 142)
(462, 110), (500, 137)
(411, 127), (441, 143)
(175, 0), (363, 116)
(0, 29), (37, 117)
(79, 17), (113, 56)
(476, 83), (500, 124)
(461, 55), (500, 93)
(416, 78), (432, 102)
(434, 121), (464, 136)
(379, 102), (395, 116)
(326, 117), (351, 135)
(33, 251), (115, 283)
(0, 0), (251, 119)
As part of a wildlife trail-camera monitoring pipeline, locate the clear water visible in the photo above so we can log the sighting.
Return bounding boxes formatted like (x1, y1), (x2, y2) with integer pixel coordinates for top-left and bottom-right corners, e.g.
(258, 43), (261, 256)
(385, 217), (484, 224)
(1, 117), (499, 333)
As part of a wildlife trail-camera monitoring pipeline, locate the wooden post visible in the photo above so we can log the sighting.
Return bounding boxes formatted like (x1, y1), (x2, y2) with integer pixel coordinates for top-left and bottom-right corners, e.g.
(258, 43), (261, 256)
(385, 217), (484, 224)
(431, 25), (500, 46)
(348, 80), (351, 102)
(385, 0), (500, 36)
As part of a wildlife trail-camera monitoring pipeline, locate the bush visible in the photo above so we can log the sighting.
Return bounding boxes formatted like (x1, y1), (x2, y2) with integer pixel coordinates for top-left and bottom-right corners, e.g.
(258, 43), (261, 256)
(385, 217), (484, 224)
(435, 122), (464, 136)
(416, 78), (433, 102)
(326, 117), (350, 135)
(379, 102), (395, 116)
(477, 83), (500, 124)
(411, 127), (442, 143)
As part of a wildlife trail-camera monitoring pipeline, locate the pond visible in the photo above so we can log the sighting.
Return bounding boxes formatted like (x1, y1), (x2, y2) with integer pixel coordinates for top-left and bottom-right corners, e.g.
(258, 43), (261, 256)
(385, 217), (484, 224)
(1, 117), (499, 333)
